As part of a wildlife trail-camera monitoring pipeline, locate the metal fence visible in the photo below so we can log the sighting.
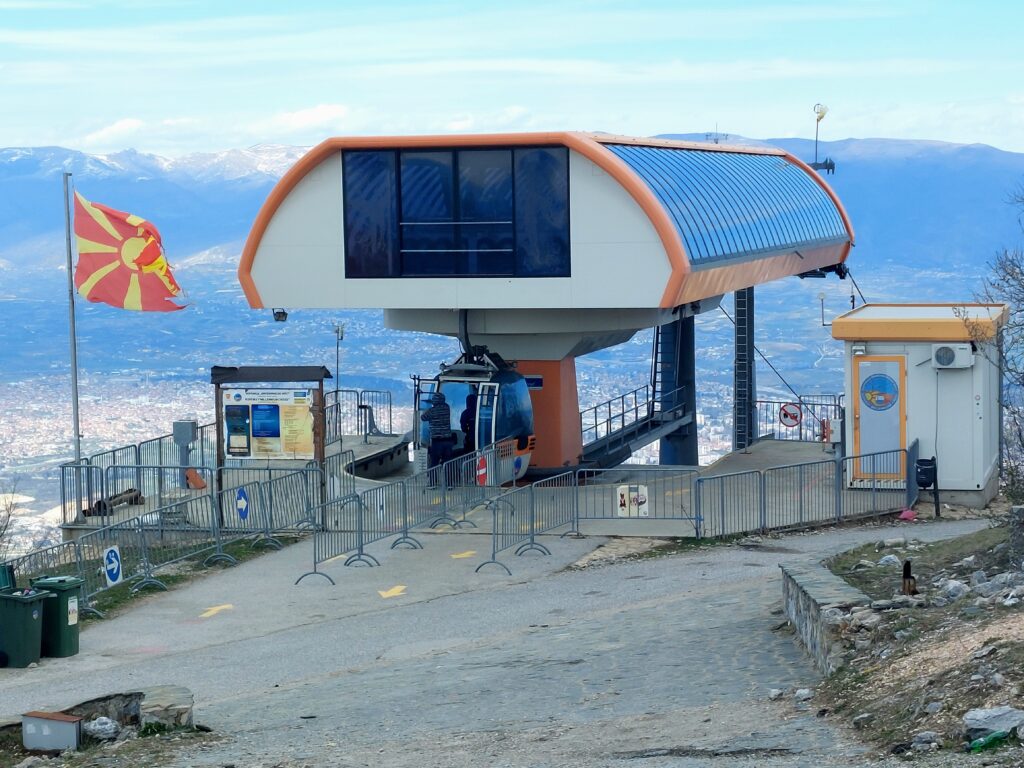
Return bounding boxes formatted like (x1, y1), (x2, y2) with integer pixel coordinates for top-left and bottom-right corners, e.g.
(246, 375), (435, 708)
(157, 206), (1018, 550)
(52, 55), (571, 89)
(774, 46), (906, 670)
(575, 466), (700, 523)
(325, 388), (395, 444)
(580, 383), (654, 446)
(693, 447), (912, 538)
(762, 460), (837, 530)
(5, 466), (334, 615)
(297, 441), (518, 583)
(755, 396), (842, 442)
(695, 470), (763, 538)
(580, 384), (686, 450)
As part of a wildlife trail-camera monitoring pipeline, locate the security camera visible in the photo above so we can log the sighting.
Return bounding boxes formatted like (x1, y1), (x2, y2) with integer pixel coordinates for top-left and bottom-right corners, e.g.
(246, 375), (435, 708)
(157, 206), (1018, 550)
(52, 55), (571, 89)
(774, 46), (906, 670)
(272, 308), (288, 322)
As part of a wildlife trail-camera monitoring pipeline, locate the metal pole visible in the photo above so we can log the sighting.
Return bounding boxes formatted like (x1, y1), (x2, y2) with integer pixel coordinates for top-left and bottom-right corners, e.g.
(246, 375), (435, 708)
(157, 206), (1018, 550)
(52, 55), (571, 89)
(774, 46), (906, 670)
(63, 173), (82, 464)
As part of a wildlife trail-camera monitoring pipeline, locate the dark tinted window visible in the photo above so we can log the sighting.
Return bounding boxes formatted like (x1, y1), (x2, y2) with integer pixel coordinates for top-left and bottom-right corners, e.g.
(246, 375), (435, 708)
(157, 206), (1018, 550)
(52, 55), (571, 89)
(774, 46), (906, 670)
(515, 148), (570, 277)
(343, 151), (399, 278)
(457, 150), (514, 275)
(343, 146), (569, 278)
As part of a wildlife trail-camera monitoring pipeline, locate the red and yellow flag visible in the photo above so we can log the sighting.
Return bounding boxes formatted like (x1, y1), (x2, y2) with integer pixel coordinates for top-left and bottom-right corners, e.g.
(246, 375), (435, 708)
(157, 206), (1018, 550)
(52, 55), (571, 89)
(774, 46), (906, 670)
(73, 192), (185, 311)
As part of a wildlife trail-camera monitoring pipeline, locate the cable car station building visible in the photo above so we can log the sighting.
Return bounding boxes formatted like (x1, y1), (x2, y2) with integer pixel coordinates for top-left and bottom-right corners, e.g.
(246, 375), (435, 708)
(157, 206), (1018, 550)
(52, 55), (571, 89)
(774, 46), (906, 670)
(239, 132), (853, 471)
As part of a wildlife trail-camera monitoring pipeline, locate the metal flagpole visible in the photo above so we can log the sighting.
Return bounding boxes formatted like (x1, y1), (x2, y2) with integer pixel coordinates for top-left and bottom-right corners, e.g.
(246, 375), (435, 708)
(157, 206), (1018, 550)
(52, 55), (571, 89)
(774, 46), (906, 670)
(62, 172), (82, 464)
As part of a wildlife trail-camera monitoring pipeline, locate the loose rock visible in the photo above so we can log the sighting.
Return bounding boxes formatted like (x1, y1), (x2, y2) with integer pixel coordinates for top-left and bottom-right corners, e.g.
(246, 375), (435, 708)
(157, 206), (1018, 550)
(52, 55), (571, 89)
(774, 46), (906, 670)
(794, 688), (814, 701)
(83, 715), (120, 740)
(877, 554), (902, 567)
(853, 712), (875, 729)
(962, 705), (1024, 740)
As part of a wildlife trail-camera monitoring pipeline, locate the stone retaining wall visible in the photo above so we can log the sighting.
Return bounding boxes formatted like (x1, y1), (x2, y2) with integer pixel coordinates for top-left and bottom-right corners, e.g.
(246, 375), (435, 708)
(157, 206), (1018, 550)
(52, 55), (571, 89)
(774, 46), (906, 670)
(1010, 505), (1024, 569)
(780, 563), (870, 674)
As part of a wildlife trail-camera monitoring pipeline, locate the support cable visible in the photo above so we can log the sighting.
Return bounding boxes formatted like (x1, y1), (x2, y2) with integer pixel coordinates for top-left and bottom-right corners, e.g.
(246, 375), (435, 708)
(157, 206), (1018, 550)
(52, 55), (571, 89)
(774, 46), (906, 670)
(718, 306), (823, 425)
(846, 269), (868, 305)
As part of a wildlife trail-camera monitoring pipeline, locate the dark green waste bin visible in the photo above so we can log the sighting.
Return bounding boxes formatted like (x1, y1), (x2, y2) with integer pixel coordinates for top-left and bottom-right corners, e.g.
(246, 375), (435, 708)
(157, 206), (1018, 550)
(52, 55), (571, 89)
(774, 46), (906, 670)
(0, 589), (54, 668)
(0, 563), (14, 591)
(31, 576), (84, 658)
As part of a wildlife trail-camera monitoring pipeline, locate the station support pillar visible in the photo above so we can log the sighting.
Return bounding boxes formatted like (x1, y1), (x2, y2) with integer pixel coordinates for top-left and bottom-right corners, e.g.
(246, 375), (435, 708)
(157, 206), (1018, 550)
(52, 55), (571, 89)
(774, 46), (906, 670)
(733, 287), (757, 450)
(515, 357), (583, 469)
(658, 315), (698, 465)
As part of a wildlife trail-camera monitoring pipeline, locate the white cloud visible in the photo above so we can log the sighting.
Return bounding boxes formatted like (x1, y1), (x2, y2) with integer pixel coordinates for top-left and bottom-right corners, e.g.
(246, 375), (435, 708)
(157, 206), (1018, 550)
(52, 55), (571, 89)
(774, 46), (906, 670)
(80, 118), (144, 147)
(259, 104), (352, 134)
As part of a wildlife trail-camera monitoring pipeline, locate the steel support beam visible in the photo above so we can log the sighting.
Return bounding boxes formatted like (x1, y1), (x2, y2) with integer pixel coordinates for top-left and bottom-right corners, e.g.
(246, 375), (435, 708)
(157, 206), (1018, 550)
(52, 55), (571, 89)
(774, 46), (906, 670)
(733, 287), (757, 450)
(658, 315), (698, 465)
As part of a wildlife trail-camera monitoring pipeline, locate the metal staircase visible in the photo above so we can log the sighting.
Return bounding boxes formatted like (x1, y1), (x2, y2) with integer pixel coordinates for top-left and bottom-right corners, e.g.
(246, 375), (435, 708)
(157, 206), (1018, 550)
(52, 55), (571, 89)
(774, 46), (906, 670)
(579, 325), (693, 467)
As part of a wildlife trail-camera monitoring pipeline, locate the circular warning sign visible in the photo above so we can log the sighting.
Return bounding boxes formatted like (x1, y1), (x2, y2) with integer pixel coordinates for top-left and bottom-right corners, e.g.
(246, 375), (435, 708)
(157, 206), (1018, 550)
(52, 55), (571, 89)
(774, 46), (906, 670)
(779, 403), (802, 428)
(476, 456), (488, 486)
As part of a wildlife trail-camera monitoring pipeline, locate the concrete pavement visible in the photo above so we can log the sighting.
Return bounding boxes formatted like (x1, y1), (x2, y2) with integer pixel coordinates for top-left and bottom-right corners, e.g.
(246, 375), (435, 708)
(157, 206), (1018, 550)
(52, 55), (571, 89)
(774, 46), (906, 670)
(0, 517), (989, 767)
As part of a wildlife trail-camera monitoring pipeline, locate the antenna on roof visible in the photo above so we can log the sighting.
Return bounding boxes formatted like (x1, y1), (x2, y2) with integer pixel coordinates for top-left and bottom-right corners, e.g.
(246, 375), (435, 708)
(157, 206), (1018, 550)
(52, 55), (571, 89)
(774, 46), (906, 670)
(704, 124), (729, 145)
(809, 104), (835, 175)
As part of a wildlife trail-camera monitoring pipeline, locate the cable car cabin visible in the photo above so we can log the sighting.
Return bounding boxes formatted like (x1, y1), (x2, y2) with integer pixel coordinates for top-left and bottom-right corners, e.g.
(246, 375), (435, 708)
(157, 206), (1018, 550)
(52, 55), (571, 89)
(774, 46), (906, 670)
(415, 351), (535, 479)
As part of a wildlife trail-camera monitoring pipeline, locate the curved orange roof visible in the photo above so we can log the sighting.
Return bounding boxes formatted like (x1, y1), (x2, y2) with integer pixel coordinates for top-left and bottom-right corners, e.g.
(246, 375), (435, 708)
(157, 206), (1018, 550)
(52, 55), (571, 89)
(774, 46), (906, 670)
(239, 131), (854, 310)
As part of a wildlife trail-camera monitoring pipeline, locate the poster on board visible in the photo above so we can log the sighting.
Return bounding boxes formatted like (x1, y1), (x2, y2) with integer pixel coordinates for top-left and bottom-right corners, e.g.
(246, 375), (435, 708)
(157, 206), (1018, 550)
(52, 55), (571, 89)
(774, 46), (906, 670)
(222, 388), (315, 459)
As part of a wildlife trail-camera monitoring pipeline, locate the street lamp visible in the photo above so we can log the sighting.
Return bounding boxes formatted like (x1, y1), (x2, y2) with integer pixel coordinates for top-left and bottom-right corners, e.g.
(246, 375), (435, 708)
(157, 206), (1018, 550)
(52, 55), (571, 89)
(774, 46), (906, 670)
(813, 103), (828, 164)
(333, 323), (345, 390)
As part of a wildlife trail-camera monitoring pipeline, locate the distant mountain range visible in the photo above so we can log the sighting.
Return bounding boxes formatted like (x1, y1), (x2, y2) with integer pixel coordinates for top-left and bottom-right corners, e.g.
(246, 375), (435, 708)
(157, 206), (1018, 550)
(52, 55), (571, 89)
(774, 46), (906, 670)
(1, 134), (1022, 392)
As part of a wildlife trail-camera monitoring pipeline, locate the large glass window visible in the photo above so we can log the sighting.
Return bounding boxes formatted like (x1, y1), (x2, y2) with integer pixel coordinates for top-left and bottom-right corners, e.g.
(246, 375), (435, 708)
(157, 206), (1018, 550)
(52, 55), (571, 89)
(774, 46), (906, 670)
(342, 151), (399, 278)
(343, 146), (569, 278)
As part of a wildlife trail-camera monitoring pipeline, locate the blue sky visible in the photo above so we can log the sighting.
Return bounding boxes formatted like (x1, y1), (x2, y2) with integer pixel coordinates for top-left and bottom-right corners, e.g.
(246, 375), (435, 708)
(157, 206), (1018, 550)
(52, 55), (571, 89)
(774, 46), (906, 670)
(2, 0), (1023, 155)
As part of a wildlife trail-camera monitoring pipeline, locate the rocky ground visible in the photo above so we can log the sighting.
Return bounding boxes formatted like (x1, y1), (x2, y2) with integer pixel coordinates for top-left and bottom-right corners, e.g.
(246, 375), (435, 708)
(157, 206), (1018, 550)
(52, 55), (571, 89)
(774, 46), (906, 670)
(815, 508), (1024, 765)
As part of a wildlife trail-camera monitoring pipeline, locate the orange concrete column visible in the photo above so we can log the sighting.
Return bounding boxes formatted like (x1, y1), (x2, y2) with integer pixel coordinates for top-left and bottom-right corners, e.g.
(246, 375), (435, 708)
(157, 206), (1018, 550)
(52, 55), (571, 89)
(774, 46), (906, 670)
(515, 357), (582, 469)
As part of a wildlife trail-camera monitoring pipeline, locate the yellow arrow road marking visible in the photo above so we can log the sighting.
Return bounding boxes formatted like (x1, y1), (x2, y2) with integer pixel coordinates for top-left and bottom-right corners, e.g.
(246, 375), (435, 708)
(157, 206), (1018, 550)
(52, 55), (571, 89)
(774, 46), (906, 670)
(378, 585), (407, 599)
(200, 604), (233, 619)
(451, 551), (476, 559)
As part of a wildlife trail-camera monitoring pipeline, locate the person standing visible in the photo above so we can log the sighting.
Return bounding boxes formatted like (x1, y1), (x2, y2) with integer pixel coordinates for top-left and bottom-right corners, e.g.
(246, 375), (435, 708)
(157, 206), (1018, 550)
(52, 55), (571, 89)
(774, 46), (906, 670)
(460, 392), (478, 455)
(421, 392), (454, 478)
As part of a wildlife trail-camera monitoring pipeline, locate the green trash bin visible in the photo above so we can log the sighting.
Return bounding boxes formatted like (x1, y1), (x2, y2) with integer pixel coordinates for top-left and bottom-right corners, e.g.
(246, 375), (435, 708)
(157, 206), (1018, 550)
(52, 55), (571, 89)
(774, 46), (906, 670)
(0, 589), (54, 668)
(31, 576), (84, 658)
(0, 563), (14, 591)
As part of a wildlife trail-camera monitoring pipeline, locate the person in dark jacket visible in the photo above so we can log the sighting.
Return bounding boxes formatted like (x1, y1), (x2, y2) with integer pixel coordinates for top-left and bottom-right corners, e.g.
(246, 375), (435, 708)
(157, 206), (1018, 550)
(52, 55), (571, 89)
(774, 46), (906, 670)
(459, 392), (478, 455)
(421, 392), (454, 473)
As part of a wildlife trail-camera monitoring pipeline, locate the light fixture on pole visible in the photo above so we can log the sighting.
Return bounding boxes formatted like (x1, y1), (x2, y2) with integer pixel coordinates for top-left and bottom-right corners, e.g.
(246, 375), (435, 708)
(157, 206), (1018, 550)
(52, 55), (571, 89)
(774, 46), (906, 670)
(809, 104), (835, 174)
(813, 103), (828, 164)
(333, 322), (345, 388)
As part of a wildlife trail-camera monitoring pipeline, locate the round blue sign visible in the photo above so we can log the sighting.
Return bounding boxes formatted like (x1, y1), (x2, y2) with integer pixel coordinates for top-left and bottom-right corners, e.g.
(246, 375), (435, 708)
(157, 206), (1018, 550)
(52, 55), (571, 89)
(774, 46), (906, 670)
(860, 373), (899, 412)
(104, 547), (122, 583)
(236, 487), (249, 520)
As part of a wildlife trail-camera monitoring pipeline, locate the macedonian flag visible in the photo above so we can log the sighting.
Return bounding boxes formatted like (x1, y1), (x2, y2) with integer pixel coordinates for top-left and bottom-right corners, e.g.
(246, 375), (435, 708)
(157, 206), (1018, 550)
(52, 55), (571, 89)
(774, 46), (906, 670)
(73, 192), (185, 311)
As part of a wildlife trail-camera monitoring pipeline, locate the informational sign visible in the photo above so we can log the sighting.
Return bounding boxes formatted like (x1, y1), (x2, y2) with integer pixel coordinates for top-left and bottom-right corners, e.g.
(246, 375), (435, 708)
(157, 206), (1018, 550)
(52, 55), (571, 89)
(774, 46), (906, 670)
(616, 484), (649, 518)
(524, 376), (544, 390)
(222, 388), (314, 460)
(68, 596), (79, 626)
(236, 487), (250, 520)
(779, 403), (802, 428)
(103, 545), (123, 588)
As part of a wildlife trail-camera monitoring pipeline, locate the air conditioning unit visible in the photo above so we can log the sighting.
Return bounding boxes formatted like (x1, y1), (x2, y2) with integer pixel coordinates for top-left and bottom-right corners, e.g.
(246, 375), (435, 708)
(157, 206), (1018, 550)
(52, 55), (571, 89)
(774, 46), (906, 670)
(931, 343), (974, 369)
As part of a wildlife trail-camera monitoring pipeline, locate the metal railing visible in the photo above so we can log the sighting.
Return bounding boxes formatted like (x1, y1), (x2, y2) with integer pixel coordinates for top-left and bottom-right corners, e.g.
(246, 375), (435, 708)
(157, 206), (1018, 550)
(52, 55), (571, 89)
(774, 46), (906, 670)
(906, 439), (921, 509)
(692, 447), (912, 539)
(580, 384), (688, 450)
(7, 461), (350, 613)
(695, 469), (763, 538)
(575, 466), (700, 524)
(476, 471), (577, 575)
(296, 441), (518, 583)
(325, 388), (395, 444)
(580, 384), (655, 446)
(755, 396), (843, 442)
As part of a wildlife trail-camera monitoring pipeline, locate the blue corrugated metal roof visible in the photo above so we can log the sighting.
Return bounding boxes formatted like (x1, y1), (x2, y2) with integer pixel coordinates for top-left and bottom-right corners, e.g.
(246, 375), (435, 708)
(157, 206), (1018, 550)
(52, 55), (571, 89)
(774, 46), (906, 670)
(604, 144), (849, 265)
